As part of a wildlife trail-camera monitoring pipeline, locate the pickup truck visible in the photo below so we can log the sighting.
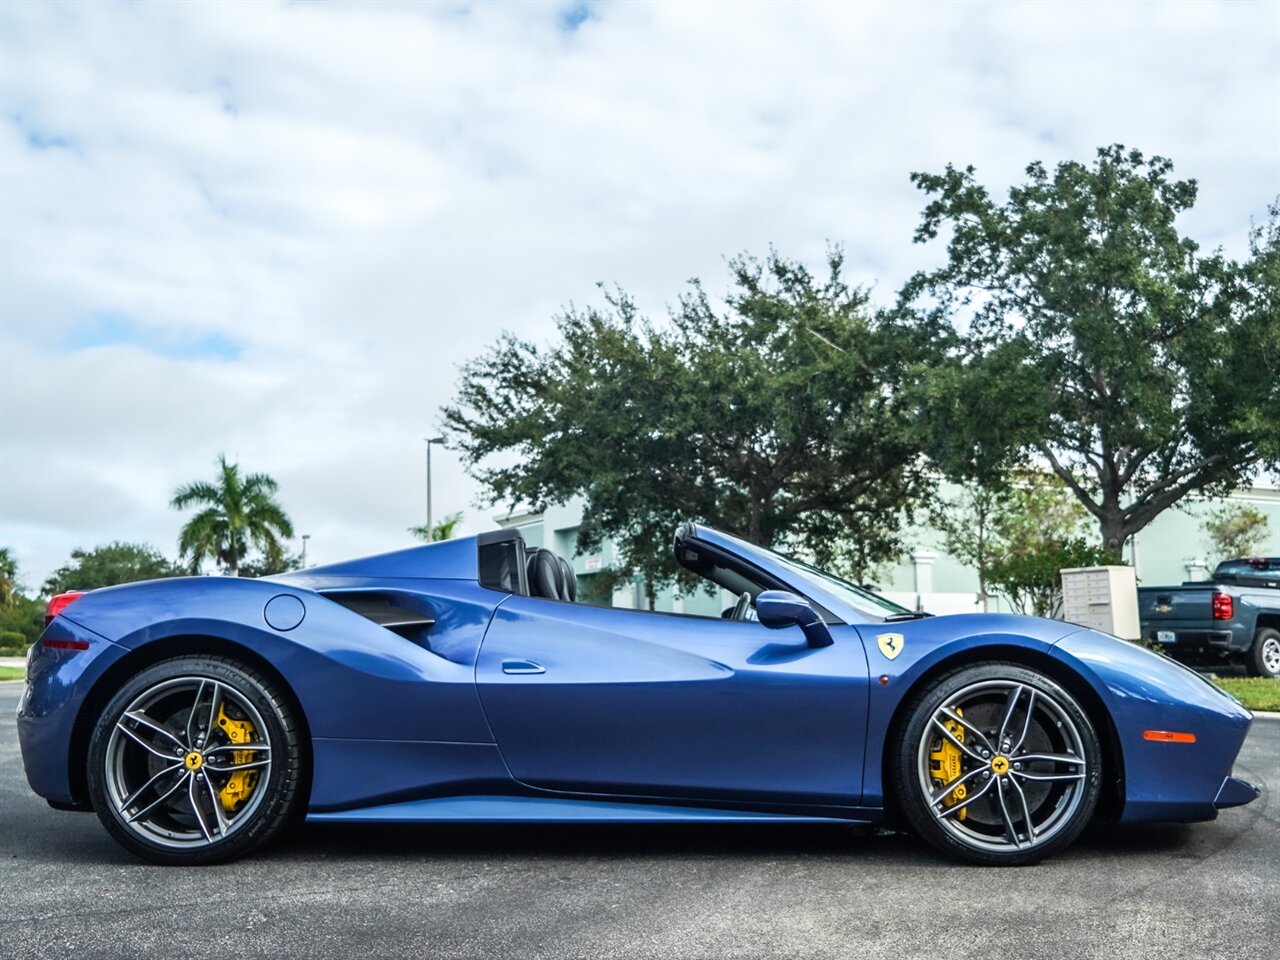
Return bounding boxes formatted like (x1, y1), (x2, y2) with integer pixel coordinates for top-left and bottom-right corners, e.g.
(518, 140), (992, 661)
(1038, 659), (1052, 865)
(1138, 557), (1280, 678)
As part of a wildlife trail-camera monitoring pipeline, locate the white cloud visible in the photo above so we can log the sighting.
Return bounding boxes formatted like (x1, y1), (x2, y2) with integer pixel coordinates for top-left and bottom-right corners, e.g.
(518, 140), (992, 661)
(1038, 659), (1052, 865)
(2, 0), (1277, 585)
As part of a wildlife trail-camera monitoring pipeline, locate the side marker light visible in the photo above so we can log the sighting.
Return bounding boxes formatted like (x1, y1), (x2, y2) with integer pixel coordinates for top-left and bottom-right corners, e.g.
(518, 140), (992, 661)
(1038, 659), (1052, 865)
(1143, 730), (1196, 743)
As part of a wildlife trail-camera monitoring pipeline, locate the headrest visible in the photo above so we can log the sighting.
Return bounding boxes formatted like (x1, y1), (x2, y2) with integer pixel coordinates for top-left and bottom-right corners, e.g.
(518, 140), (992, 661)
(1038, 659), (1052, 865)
(526, 548), (565, 601)
(558, 556), (577, 602)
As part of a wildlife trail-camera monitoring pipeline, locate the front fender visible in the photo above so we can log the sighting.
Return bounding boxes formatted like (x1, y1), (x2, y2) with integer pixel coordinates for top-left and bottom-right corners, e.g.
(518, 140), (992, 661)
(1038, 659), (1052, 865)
(1051, 630), (1253, 822)
(856, 613), (1079, 807)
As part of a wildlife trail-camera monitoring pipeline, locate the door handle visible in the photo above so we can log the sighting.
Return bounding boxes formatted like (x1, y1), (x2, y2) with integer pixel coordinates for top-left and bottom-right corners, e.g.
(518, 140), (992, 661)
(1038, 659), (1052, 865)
(502, 659), (545, 675)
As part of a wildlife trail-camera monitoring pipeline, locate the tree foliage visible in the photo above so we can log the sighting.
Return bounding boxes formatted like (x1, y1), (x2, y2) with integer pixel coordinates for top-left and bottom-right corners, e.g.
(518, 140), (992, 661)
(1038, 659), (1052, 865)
(929, 484), (1002, 611)
(444, 248), (938, 602)
(986, 537), (1114, 619)
(0, 547), (18, 609)
(239, 551), (305, 579)
(171, 454), (295, 577)
(905, 146), (1280, 559)
(1238, 201), (1280, 463)
(0, 549), (43, 651)
(933, 471), (1099, 615)
(409, 511), (463, 543)
(42, 542), (182, 596)
(1202, 503), (1273, 564)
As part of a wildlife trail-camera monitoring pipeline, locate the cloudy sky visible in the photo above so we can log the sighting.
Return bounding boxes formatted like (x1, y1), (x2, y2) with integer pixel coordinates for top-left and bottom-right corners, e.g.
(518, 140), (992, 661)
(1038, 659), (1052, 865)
(1, 0), (1277, 587)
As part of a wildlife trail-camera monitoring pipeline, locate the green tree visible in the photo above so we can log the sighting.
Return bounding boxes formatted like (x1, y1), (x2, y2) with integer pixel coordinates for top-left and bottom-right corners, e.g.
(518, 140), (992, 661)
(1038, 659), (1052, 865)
(993, 471), (1093, 558)
(1238, 202), (1280, 462)
(933, 471), (1094, 614)
(408, 511), (463, 543)
(444, 248), (938, 606)
(1202, 503), (1272, 564)
(905, 146), (1280, 560)
(171, 454), (294, 577)
(986, 538), (1115, 619)
(0, 547), (18, 608)
(930, 483), (1002, 612)
(42, 542), (182, 596)
(0, 550), (43, 651)
(239, 551), (305, 579)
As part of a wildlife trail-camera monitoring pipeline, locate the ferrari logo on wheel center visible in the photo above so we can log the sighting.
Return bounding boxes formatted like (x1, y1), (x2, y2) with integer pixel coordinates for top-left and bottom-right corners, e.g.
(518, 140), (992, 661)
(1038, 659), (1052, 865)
(183, 751), (204, 771)
(990, 755), (1010, 775)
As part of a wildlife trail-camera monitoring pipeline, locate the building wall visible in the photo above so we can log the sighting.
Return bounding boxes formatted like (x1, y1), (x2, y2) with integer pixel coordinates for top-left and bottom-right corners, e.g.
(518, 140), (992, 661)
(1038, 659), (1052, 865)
(496, 483), (1279, 615)
(875, 483), (1279, 599)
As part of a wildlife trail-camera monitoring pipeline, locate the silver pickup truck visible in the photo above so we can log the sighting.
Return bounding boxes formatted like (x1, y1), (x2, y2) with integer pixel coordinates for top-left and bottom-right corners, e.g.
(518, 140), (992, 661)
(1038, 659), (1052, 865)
(1138, 557), (1280, 678)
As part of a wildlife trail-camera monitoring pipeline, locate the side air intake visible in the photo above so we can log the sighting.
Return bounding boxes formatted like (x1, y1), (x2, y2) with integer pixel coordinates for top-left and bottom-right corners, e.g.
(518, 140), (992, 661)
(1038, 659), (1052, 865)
(321, 592), (436, 637)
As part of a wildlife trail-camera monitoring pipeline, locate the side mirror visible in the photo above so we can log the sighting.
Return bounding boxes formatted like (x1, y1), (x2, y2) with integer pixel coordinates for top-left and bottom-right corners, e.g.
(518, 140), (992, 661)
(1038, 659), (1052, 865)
(755, 590), (834, 648)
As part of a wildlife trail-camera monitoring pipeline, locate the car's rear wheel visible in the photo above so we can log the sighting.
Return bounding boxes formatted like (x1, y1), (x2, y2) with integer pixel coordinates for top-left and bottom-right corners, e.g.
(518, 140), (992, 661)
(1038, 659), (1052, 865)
(87, 655), (303, 865)
(893, 662), (1102, 866)
(1245, 628), (1280, 679)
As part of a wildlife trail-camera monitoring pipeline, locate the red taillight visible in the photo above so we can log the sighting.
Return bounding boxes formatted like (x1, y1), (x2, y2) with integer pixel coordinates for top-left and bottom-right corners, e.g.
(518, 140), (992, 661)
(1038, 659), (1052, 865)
(1212, 592), (1233, 620)
(44, 591), (85, 626)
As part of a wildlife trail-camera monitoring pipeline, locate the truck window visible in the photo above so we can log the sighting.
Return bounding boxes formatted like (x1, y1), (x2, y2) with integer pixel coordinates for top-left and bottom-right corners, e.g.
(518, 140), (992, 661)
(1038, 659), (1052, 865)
(1213, 558), (1280, 586)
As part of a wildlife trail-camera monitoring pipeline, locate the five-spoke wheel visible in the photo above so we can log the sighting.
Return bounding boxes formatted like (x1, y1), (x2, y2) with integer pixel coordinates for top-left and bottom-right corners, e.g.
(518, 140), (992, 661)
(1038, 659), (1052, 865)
(894, 663), (1102, 865)
(88, 656), (303, 864)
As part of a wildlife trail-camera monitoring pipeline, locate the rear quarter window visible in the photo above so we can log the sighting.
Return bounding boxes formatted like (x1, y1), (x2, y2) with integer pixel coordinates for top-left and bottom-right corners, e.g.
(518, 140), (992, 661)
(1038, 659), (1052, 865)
(1213, 558), (1280, 587)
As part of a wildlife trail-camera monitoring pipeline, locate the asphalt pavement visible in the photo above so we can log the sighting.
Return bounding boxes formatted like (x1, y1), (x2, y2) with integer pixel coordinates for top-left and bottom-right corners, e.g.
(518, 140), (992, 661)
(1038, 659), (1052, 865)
(2, 681), (1277, 960)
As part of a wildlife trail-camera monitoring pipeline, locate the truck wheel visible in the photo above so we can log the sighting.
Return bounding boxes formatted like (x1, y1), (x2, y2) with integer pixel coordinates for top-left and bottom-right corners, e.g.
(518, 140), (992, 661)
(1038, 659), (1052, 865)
(1246, 628), (1280, 679)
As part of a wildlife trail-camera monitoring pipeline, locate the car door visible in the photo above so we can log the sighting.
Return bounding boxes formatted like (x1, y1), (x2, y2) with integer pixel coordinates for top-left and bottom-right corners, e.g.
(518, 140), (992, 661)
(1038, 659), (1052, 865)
(475, 595), (870, 807)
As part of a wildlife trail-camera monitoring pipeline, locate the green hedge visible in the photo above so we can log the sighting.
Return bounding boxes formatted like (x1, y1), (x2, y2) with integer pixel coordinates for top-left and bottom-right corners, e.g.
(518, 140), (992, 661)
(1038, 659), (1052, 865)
(0, 629), (30, 657)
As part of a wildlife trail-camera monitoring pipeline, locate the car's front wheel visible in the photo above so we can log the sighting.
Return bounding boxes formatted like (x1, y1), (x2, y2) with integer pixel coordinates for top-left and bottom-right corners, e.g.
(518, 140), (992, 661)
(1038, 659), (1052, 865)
(893, 662), (1102, 866)
(1246, 627), (1280, 679)
(87, 655), (304, 865)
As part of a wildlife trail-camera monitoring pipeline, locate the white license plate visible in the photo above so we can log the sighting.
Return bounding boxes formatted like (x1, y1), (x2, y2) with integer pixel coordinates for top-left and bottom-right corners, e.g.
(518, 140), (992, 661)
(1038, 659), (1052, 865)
(1157, 630), (1176, 644)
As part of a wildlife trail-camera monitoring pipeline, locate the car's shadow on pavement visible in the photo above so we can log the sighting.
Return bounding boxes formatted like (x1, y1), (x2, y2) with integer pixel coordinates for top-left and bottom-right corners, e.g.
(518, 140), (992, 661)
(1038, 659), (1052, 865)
(1076, 819), (1196, 853)
(274, 821), (935, 863)
(263, 817), (1208, 866)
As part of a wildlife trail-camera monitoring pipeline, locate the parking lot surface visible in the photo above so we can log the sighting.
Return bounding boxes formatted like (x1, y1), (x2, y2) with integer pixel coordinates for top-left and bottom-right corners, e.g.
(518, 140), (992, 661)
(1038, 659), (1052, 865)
(3, 682), (1277, 960)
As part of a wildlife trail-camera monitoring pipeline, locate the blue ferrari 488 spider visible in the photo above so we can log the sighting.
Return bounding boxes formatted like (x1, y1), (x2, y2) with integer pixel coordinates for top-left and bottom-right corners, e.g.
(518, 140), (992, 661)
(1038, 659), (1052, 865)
(18, 522), (1259, 866)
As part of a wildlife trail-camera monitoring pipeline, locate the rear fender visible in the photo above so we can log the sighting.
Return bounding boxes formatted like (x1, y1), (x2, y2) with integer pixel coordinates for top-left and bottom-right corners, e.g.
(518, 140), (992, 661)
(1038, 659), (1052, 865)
(59, 576), (501, 743)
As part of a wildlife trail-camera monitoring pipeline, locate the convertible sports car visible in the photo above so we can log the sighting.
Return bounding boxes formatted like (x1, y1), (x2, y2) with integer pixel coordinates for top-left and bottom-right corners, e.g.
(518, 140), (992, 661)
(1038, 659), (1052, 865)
(18, 523), (1259, 866)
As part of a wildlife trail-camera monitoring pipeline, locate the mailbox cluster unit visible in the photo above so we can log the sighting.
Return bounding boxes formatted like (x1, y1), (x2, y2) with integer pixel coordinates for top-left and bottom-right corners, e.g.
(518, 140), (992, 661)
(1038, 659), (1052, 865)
(1060, 565), (1141, 640)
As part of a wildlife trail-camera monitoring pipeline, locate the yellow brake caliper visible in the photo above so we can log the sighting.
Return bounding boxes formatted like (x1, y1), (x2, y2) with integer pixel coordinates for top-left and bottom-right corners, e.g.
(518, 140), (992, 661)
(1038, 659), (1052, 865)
(214, 703), (260, 813)
(928, 706), (967, 821)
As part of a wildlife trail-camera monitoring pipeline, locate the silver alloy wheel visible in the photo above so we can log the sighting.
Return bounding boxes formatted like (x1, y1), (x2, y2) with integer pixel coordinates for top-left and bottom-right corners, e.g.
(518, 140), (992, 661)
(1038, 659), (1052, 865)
(103, 676), (273, 849)
(916, 679), (1088, 855)
(1262, 635), (1280, 676)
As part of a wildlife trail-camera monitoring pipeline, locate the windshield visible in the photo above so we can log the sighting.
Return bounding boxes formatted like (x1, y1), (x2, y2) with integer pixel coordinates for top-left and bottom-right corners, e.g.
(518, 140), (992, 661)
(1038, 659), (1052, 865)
(764, 548), (913, 619)
(678, 523), (917, 622)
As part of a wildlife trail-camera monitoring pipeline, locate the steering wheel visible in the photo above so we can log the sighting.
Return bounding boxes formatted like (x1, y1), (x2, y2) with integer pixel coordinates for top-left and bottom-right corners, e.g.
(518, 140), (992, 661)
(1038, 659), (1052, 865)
(730, 590), (752, 621)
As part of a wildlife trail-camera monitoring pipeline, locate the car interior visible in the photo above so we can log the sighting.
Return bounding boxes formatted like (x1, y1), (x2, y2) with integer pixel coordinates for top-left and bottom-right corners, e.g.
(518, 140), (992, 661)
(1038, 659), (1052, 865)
(475, 526), (833, 622)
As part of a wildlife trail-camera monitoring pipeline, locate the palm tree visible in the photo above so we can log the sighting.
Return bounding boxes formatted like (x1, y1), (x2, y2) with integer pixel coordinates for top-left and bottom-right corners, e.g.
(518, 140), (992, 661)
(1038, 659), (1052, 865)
(171, 455), (295, 577)
(408, 511), (463, 543)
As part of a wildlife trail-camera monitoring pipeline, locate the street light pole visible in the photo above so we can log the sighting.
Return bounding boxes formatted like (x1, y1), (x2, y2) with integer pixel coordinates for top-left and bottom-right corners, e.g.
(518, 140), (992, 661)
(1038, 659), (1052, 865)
(424, 436), (445, 541)
(301, 534), (310, 567)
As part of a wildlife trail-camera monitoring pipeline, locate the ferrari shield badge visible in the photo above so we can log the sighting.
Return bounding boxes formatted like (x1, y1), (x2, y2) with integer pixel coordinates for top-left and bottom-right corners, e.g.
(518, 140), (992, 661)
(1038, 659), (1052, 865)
(876, 632), (905, 661)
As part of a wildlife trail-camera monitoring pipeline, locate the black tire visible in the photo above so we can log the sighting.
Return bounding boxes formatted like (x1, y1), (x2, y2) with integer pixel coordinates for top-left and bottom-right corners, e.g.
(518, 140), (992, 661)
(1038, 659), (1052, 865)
(892, 662), (1102, 866)
(1246, 628), (1280, 679)
(87, 655), (304, 865)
